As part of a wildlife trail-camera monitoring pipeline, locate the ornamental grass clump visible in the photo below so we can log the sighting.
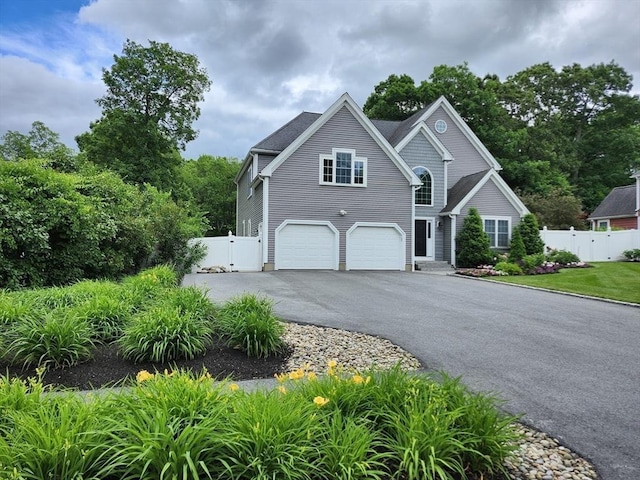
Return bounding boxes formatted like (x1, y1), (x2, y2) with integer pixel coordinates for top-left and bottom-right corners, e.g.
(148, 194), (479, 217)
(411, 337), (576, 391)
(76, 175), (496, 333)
(3, 311), (95, 370)
(118, 305), (214, 363)
(217, 293), (284, 358)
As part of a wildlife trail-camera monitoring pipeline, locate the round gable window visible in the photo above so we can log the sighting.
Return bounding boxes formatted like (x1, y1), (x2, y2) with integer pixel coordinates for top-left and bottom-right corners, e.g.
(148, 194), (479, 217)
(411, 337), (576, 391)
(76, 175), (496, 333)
(435, 119), (447, 133)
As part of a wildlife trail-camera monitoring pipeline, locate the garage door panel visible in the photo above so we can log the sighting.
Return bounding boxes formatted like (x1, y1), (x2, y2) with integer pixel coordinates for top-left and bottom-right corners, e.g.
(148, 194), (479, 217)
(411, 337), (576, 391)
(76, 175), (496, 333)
(347, 224), (405, 270)
(276, 223), (338, 270)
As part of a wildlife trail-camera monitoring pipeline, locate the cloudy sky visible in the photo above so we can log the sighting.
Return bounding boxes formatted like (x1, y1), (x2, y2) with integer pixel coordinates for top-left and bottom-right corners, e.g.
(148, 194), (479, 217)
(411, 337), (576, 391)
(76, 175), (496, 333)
(1, 0), (639, 161)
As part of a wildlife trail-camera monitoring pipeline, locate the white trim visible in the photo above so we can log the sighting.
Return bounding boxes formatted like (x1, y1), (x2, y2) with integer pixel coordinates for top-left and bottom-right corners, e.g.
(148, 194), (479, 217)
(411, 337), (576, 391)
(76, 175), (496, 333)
(413, 96), (502, 171)
(319, 148), (368, 187)
(261, 93), (421, 187)
(412, 166), (434, 206)
(274, 220), (339, 270)
(441, 170), (528, 216)
(247, 164), (253, 198)
(247, 219), (252, 237)
(345, 222), (406, 271)
(262, 176), (269, 266)
(482, 216), (511, 249)
(449, 214), (457, 267)
(395, 123), (453, 162)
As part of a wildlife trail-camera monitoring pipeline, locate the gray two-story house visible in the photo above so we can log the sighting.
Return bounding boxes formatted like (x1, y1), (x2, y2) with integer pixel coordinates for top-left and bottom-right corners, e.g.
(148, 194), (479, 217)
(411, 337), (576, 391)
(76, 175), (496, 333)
(235, 93), (528, 271)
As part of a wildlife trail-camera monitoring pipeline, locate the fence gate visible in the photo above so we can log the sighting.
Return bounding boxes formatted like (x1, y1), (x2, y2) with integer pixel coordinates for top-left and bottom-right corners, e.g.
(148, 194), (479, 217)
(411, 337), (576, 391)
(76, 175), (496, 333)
(190, 233), (262, 272)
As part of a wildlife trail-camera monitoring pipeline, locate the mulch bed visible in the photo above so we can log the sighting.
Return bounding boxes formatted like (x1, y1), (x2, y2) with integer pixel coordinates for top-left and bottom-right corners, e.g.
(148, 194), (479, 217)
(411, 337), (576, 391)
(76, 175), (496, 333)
(1, 339), (292, 390)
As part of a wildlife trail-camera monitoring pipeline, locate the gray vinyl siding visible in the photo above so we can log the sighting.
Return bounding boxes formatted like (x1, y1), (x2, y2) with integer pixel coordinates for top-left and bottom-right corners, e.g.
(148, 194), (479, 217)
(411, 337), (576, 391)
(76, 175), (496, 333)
(258, 154), (276, 172)
(455, 179), (522, 244)
(443, 216), (452, 263)
(236, 169), (263, 237)
(398, 133), (446, 260)
(424, 106), (492, 186)
(267, 105), (413, 265)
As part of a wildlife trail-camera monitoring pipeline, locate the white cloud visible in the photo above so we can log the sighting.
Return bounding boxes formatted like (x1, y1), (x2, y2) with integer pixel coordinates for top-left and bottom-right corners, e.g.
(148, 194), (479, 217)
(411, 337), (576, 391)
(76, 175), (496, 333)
(1, 0), (638, 159)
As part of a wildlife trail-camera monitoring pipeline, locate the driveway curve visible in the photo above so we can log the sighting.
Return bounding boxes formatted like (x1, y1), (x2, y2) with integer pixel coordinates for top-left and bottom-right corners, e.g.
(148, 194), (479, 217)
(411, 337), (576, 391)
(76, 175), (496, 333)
(184, 271), (640, 480)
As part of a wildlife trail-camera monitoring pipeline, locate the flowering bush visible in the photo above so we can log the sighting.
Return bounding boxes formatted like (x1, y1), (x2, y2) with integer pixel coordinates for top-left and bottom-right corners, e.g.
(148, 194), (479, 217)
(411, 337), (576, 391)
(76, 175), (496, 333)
(526, 261), (562, 275)
(455, 265), (507, 277)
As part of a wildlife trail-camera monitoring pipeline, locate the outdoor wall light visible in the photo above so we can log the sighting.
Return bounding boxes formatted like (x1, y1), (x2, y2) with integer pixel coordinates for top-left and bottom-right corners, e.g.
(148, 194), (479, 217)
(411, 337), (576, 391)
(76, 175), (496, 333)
(339, 209), (347, 216)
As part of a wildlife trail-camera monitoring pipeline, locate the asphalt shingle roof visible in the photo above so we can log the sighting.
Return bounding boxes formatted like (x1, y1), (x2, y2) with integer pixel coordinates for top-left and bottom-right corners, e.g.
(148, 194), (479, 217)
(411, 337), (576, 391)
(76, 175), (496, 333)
(252, 112), (321, 152)
(589, 184), (637, 219)
(440, 170), (491, 213)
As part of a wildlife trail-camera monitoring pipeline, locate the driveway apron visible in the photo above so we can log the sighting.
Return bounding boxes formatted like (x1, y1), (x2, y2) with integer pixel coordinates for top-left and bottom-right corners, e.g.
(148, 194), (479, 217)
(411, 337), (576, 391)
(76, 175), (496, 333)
(183, 271), (640, 480)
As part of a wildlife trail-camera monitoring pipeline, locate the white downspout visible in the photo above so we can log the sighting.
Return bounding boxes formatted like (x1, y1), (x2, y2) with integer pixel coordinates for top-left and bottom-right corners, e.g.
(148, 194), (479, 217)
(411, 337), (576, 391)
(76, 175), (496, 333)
(411, 185), (419, 271)
(262, 175), (269, 268)
(449, 214), (456, 267)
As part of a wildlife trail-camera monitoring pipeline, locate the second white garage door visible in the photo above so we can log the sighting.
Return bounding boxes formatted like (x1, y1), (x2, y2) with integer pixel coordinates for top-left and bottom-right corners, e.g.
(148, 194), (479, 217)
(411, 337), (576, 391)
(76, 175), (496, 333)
(346, 223), (406, 270)
(275, 221), (339, 270)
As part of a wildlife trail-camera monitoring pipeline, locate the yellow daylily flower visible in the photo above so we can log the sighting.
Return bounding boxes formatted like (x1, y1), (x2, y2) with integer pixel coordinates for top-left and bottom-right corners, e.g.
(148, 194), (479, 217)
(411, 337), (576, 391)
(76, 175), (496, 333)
(313, 396), (330, 407)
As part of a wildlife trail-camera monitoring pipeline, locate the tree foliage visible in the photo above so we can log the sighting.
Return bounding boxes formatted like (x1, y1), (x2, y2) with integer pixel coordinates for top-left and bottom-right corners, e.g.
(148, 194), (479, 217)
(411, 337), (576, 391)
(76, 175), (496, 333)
(76, 39), (211, 189)
(455, 208), (493, 268)
(0, 159), (206, 289)
(176, 155), (241, 236)
(519, 189), (585, 230)
(0, 121), (79, 172)
(364, 61), (640, 214)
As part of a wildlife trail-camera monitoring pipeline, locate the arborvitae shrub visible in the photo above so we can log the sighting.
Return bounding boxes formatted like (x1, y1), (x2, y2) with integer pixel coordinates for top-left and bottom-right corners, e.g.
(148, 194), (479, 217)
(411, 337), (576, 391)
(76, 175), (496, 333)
(455, 208), (493, 268)
(509, 228), (526, 264)
(518, 213), (545, 255)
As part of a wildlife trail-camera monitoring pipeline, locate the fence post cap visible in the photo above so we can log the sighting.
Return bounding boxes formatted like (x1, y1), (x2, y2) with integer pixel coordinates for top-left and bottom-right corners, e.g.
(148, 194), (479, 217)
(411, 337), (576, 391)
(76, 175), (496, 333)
(543, 226), (548, 231)
(570, 226), (575, 231)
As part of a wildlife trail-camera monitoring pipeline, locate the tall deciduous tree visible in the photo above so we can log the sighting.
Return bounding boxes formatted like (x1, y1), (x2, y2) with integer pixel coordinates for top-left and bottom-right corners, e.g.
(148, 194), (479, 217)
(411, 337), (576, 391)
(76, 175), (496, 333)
(77, 39), (211, 189)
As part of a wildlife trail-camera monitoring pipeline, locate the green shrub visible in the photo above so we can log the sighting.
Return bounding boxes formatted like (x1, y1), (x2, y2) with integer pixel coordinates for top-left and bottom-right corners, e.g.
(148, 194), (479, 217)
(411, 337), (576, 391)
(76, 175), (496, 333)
(217, 294), (284, 358)
(494, 262), (523, 275)
(508, 228), (526, 264)
(4, 312), (95, 370)
(455, 208), (493, 268)
(0, 160), (206, 290)
(546, 249), (581, 265)
(623, 249), (640, 261)
(118, 306), (214, 363)
(521, 253), (546, 272)
(518, 213), (545, 255)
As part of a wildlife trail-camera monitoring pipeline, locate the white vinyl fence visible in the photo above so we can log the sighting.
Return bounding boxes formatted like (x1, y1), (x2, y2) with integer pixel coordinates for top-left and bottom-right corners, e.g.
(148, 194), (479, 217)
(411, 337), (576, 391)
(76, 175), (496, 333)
(540, 227), (640, 262)
(190, 233), (262, 272)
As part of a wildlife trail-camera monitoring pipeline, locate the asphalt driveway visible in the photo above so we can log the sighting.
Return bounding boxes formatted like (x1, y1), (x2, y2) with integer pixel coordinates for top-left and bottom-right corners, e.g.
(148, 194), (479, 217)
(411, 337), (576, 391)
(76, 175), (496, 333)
(183, 270), (640, 480)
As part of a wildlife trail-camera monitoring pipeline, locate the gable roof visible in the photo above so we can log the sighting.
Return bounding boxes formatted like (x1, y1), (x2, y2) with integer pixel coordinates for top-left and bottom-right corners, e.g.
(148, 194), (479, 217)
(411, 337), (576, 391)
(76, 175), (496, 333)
(252, 112), (321, 153)
(440, 169), (528, 216)
(411, 96), (502, 171)
(588, 184), (637, 219)
(260, 93), (421, 186)
(394, 122), (453, 161)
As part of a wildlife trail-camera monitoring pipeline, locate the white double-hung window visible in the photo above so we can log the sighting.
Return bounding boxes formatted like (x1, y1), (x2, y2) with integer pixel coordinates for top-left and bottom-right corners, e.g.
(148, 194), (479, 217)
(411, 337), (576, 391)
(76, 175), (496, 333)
(320, 148), (367, 186)
(483, 217), (510, 248)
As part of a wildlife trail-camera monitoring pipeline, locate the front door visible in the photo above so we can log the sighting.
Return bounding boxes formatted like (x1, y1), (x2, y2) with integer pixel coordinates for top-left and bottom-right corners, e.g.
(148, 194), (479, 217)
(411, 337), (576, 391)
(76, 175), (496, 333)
(415, 218), (434, 260)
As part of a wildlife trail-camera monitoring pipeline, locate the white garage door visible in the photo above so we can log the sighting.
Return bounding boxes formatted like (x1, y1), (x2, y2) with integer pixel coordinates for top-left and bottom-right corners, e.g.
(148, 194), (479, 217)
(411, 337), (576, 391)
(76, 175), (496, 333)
(275, 222), (338, 270)
(346, 224), (405, 270)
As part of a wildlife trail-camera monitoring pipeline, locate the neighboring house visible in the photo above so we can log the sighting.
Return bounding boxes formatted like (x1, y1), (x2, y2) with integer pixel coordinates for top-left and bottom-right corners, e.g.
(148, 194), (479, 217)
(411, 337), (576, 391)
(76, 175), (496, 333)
(235, 93), (528, 270)
(588, 172), (640, 230)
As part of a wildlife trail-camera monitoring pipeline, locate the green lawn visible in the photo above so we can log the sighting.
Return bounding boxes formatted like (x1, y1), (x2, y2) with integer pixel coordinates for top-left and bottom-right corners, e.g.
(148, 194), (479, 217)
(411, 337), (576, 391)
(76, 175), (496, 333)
(491, 262), (640, 304)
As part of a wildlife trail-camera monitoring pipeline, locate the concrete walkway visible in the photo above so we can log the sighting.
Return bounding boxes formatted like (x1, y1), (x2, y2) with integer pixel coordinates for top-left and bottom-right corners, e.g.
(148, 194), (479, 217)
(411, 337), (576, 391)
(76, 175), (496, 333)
(184, 271), (640, 480)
